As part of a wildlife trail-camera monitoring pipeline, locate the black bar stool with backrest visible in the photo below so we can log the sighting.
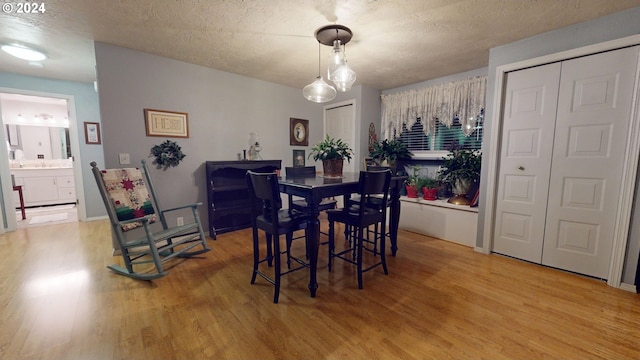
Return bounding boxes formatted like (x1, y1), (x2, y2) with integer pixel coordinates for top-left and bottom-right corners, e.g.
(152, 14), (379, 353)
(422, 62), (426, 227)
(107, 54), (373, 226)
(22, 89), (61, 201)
(285, 166), (337, 263)
(246, 170), (311, 303)
(327, 169), (392, 289)
(344, 165), (393, 254)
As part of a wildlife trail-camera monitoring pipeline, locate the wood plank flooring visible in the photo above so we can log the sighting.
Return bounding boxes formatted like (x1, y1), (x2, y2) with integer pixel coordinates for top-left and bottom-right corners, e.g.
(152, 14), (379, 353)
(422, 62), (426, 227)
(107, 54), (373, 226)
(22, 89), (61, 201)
(0, 219), (639, 359)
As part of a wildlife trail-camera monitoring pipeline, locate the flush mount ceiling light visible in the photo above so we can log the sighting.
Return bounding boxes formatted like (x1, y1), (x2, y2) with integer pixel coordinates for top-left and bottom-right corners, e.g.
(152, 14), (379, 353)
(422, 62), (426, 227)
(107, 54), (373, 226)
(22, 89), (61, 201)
(1, 43), (47, 61)
(303, 24), (357, 103)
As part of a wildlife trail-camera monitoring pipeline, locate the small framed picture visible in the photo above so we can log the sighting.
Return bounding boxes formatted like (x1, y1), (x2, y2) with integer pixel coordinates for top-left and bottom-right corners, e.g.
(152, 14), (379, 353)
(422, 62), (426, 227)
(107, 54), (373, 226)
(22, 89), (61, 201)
(293, 149), (305, 167)
(144, 108), (189, 138)
(84, 122), (101, 144)
(290, 118), (309, 146)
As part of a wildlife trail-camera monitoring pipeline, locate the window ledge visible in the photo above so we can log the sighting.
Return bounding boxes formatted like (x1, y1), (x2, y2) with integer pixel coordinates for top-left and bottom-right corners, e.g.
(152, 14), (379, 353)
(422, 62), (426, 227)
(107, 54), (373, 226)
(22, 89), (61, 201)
(410, 151), (449, 160)
(400, 196), (478, 213)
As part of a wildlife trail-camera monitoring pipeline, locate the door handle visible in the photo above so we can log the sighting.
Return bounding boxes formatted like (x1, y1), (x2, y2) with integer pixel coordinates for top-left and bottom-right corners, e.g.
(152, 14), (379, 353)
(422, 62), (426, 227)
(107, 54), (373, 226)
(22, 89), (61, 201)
(518, 166), (525, 171)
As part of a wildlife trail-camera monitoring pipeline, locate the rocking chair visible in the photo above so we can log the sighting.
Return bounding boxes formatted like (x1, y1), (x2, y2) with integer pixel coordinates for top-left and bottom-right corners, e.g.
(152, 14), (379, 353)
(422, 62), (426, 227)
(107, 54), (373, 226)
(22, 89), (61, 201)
(91, 160), (210, 280)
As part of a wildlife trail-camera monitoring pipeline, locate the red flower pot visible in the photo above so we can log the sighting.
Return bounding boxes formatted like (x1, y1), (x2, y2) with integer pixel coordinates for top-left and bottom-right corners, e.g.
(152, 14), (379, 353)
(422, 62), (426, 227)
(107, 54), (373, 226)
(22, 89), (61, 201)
(406, 185), (418, 198)
(422, 187), (437, 200)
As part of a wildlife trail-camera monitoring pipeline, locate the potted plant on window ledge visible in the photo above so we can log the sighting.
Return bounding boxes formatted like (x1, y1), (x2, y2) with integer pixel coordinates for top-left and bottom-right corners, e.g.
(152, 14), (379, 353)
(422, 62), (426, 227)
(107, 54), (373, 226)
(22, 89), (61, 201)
(369, 139), (412, 175)
(405, 166), (421, 198)
(437, 147), (481, 205)
(309, 135), (353, 178)
(420, 177), (438, 200)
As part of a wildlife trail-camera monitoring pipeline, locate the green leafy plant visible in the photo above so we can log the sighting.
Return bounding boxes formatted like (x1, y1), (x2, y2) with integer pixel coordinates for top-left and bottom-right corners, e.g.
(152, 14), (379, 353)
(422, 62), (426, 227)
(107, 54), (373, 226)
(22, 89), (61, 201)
(418, 176), (438, 189)
(406, 166), (421, 187)
(369, 139), (412, 164)
(308, 135), (353, 163)
(437, 148), (482, 185)
(150, 140), (186, 170)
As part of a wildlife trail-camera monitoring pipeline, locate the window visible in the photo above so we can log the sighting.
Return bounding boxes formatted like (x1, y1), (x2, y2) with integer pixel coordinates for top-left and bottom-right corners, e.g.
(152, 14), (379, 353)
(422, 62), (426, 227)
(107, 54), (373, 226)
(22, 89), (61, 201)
(397, 110), (483, 159)
(380, 76), (487, 159)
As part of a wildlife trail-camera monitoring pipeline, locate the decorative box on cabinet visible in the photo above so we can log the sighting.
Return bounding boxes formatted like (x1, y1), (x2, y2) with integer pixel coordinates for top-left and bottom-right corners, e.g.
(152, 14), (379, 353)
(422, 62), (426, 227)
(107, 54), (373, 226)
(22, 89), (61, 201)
(205, 160), (281, 237)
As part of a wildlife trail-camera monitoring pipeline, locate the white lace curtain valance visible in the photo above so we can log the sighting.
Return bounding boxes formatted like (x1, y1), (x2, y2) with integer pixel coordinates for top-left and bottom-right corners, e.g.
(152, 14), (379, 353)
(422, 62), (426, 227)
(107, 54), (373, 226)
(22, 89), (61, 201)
(380, 75), (487, 140)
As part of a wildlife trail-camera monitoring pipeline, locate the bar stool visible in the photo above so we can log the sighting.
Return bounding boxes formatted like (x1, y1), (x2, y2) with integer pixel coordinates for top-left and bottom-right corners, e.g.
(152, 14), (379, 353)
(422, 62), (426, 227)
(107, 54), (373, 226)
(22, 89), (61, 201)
(246, 170), (311, 303)
(327, 170), (391, 289)
(13, 185), (26, 220)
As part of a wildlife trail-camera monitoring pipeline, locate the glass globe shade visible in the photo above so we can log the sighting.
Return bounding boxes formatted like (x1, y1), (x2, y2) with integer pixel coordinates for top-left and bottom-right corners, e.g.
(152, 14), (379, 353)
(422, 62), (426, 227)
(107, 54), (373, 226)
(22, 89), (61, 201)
(330, 62), (356, 92)
(327, 40), (345, 81)
(302, 76), (337, 103)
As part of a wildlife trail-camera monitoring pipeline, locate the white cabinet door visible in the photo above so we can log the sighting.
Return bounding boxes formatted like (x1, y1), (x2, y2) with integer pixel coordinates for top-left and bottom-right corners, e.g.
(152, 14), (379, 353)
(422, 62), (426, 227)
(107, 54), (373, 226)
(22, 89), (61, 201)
(23, 177), (58, 203)
(492, 62), (560, 263)
(541, 46), (639, 278)
(324, 103), (356, 173)
(493, 46), (639, 279)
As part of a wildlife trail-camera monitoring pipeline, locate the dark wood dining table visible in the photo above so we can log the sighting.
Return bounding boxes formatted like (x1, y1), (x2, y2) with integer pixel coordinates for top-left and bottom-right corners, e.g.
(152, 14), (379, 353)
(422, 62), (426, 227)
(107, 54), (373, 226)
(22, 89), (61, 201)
(278, 172), (407, 298)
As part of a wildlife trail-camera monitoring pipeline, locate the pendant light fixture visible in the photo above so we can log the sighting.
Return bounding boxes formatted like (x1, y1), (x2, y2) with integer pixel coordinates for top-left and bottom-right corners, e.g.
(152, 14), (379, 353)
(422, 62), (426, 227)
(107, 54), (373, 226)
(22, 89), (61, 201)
(303, 24), (356, 103)
(303, 42), (337, 103)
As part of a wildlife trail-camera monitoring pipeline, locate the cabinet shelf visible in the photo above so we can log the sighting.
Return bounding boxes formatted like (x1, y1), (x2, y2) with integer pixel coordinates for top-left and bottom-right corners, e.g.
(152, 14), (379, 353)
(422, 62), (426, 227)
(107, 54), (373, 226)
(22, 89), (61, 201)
(206, 160), (281, 237)
(210, 184), (248, 192)
(210, 201), (252, 212)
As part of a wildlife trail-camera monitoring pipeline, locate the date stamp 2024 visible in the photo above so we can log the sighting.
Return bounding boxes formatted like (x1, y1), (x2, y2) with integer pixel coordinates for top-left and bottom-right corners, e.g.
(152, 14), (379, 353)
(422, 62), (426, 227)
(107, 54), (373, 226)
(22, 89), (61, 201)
(2, 2), (46, 14)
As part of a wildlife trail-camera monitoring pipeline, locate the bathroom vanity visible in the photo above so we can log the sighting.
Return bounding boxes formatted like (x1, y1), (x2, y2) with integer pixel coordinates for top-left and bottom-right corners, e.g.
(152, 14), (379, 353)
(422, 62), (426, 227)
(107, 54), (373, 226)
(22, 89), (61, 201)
(11, 167), (75, 208)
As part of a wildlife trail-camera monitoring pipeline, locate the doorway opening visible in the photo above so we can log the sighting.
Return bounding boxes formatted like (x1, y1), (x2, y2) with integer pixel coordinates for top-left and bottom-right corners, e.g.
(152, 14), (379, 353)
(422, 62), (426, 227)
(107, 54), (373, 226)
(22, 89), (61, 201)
(0, 92), (78, 228)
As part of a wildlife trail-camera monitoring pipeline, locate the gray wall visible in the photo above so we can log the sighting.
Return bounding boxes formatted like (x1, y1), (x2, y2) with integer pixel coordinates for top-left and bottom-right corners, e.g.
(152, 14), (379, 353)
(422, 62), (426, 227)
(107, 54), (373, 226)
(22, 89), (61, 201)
(479, 6), (640, 284)
(94, 42), (326, 230)
(0, 71), (105, 219)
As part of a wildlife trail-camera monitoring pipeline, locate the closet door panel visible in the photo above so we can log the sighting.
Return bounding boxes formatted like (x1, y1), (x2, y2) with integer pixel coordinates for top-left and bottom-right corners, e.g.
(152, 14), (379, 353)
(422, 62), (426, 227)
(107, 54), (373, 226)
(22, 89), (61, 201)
(542, 46), (640, 278)
(492, 63), (561, 262)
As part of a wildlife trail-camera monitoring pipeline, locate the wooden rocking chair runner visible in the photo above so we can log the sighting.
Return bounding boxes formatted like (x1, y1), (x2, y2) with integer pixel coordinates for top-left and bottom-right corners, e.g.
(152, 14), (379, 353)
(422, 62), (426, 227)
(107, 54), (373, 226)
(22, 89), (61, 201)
(91, 160), (210, 280)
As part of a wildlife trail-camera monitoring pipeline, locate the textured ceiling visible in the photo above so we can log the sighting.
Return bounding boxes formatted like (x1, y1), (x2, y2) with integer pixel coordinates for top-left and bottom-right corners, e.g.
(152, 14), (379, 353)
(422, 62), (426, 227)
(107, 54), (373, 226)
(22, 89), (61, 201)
(1, 0), (639, 91)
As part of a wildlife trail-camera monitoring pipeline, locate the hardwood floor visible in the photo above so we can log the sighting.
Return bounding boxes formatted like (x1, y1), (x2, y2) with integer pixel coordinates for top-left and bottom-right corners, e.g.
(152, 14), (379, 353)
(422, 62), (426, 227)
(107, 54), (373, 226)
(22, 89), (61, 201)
(0, 219), (639, 359)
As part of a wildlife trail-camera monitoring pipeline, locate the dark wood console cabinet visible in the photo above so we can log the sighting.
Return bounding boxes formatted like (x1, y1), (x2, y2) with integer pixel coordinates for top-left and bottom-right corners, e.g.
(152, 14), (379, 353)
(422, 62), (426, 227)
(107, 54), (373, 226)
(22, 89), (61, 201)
(205, 160), (281, 237)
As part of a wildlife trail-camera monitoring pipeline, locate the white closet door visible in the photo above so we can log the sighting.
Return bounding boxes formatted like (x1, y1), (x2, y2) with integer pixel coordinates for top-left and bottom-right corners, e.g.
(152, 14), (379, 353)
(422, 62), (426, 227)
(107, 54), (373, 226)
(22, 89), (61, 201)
(541, 46), (640, 278)
(492, 63), (560, 262)
(324, 103), (355, 174)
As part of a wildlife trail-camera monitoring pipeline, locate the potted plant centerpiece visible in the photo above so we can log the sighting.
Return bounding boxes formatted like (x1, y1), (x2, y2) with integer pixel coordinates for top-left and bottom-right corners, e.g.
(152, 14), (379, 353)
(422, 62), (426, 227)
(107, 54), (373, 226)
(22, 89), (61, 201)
(369, 139), (412, 174)
(309, 135), (353, 178)
(437, 147), (482, 205)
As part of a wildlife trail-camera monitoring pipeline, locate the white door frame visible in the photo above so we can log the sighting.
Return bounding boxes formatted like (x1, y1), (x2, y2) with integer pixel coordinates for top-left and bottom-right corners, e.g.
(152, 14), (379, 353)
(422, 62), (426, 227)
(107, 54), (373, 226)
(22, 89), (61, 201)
(0, 88), (87, 230)
(481, 34), (640, 288)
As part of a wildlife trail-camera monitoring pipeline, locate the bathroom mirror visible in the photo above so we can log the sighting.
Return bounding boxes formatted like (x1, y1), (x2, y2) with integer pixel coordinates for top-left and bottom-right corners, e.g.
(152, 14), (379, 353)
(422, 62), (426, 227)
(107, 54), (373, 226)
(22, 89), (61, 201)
(5, 124), (71, 160)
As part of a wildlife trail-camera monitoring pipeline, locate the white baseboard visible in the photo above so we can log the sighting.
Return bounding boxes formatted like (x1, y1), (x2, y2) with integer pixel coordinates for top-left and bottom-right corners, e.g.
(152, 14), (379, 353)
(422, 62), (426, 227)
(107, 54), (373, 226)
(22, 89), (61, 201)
(85, 215), (109, 221)
(474, 246), (489, 254)
(619, 282), (637, 293)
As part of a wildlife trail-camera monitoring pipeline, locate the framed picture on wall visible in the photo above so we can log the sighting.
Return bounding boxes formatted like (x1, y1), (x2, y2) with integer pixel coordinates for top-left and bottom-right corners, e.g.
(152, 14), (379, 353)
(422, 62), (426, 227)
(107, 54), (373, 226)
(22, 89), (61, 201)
(84, 122), (101, 144)
(293, 149), (305, 167)
(144, 108), (189, 138)
(289, 118), (309, 146)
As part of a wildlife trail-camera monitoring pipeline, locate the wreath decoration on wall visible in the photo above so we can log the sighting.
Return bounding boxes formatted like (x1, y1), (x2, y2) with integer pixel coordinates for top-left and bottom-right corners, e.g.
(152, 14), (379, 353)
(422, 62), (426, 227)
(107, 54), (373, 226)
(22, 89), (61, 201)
(150, 140), (186, 170)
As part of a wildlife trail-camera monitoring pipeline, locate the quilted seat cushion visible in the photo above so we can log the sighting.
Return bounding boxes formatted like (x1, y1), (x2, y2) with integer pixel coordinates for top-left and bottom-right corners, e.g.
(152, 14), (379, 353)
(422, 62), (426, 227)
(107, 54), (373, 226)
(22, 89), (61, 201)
(101, 167), (157, 231)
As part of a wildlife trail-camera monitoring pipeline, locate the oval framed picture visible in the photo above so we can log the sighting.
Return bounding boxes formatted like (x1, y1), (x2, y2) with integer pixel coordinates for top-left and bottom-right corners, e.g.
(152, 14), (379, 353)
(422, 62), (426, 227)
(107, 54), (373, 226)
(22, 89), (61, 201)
(290, 118), (309, 146)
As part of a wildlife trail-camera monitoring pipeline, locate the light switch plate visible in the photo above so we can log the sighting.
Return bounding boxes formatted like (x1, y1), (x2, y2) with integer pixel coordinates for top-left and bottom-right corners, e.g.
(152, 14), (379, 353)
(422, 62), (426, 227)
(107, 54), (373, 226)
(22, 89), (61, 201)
(119, 153), (130, 165)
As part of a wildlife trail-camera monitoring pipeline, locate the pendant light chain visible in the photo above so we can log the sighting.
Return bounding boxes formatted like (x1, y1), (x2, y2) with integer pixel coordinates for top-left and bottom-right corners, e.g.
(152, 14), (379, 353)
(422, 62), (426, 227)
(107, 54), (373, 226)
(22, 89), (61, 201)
(317, 41), (321, 76)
